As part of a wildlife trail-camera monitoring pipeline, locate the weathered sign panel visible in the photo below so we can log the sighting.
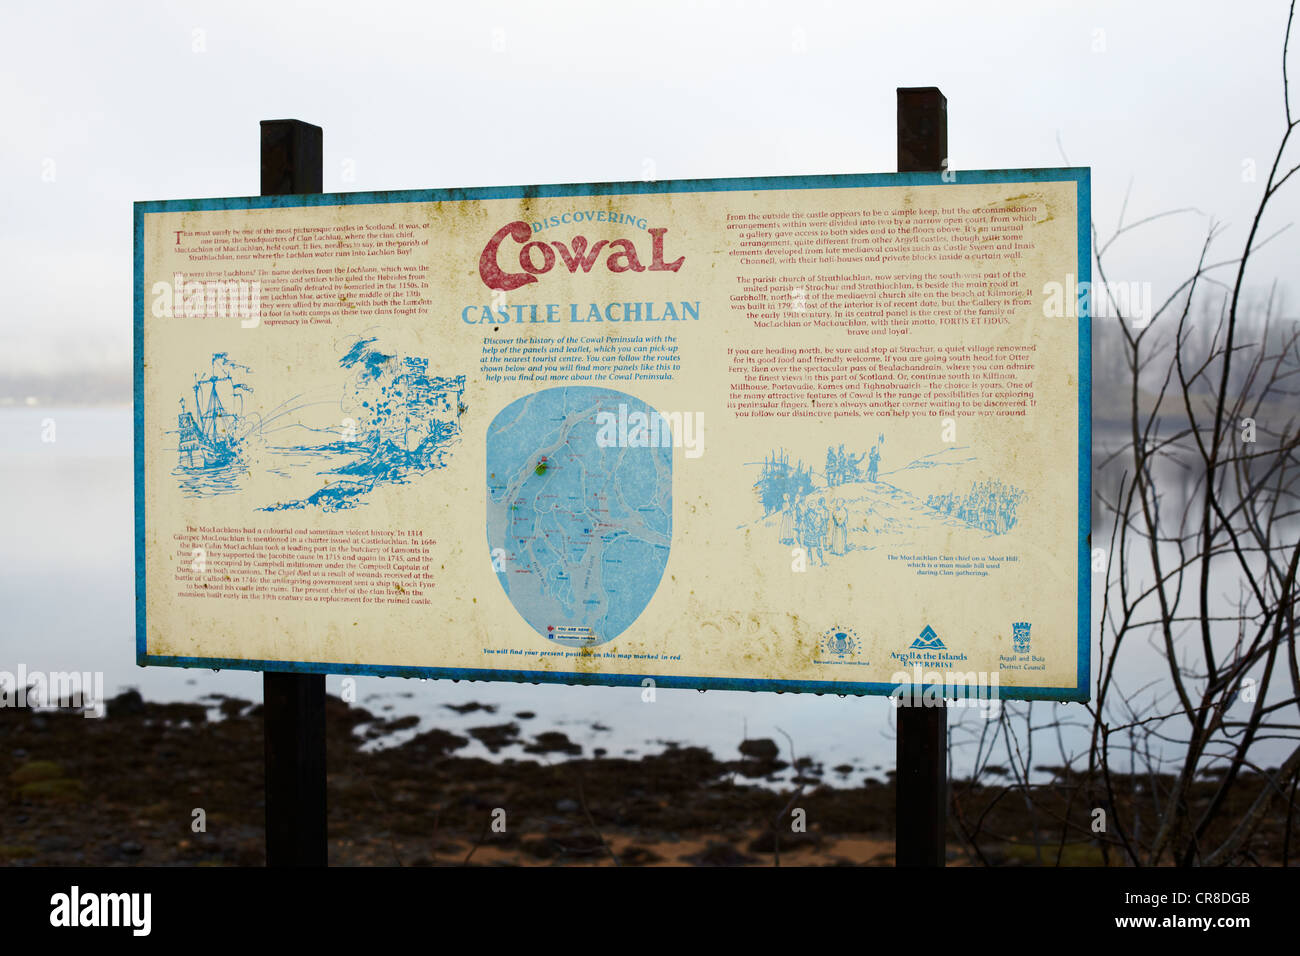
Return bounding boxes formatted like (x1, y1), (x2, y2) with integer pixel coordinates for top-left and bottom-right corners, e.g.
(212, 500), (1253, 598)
(135, 168), (1090, 700)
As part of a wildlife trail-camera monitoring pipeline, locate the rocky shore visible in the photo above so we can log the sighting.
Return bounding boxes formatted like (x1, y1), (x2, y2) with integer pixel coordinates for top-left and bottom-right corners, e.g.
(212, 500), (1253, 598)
(1, 692), (1290, 866)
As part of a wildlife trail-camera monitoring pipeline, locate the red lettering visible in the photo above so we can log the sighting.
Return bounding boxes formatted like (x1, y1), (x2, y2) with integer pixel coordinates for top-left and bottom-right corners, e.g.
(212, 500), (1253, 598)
(605, 239), (645, 273)
(551, 236), (608, 274)
(478, 221), (535, 292)
(519, 241), (556, 275)
(478, 222), (685, 290)
(648, 227), (684, 272)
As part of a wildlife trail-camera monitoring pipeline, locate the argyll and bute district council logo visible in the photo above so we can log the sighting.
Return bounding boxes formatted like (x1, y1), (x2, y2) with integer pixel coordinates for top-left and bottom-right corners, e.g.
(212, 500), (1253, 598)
(821, 626), (860, 659)
(1012, 622), (1032, 654)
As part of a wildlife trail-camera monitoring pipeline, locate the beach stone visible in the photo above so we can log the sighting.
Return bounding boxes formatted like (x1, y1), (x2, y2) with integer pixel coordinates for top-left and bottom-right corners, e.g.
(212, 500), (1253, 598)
(738, 738), (780, 761)
(748, 830), (821, 853)
(525, 731), (581, 756)
(620, 845), (663, 866)
(683, 842), (760, 867)
(108, 690), (145, 716)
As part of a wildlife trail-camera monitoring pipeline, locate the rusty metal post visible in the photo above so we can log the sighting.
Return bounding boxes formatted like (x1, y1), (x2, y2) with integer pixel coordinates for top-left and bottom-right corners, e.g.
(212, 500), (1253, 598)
(894, 87), (949, 868)
(260, 119), (327, 867)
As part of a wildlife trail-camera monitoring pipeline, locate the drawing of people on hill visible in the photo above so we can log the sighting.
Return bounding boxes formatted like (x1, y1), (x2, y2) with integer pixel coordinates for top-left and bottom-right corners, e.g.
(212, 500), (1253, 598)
(779, 493), (795, 545)
(822, 443), (867, 486)
(753, 448), (814, 515)
(797, 494), (828, 566)
(748, 434), (1021, 566)
(925, 478), (1026, 535)
(829, 495), (849, 555)
(843, 447), (865, 484)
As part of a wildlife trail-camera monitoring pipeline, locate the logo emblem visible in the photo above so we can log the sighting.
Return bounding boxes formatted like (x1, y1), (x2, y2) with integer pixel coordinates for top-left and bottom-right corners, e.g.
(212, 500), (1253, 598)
(911, 625), (945, 650)
(821, 626), (860, 659)
(1012, 622), (1032, 653)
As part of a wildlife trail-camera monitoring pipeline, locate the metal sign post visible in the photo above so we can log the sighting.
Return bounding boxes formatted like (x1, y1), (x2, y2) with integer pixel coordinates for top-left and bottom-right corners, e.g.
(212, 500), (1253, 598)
(259, 119), (328, 867)
(894, 87), (949, 868)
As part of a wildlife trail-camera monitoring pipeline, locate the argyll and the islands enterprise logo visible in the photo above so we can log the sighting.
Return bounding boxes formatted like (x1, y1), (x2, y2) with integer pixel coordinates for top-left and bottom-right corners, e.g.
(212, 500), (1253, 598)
(912, 625), (945, 650)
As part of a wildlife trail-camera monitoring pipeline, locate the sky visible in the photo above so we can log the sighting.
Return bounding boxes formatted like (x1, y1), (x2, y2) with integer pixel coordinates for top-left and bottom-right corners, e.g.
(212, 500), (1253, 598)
(1, 0), (1296, 382)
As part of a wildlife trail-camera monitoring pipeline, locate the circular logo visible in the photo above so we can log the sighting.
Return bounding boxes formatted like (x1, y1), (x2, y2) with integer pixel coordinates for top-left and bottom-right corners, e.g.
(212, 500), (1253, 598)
(821, 626), (860, 658)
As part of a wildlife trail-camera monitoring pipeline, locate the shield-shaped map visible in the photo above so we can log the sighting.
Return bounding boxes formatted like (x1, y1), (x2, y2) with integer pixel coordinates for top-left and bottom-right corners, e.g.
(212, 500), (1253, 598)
(486, 387), (673, 647)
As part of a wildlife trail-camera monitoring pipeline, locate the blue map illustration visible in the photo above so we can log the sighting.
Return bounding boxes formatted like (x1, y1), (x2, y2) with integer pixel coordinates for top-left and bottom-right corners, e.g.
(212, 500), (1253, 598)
(486, 387), (672, 647)
(170, 338), (465, 511)
(747, 437), (1025, 567)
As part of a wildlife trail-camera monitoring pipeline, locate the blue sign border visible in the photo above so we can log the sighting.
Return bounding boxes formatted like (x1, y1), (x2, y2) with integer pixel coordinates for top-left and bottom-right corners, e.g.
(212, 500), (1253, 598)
(134, 166), (1091, 702)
